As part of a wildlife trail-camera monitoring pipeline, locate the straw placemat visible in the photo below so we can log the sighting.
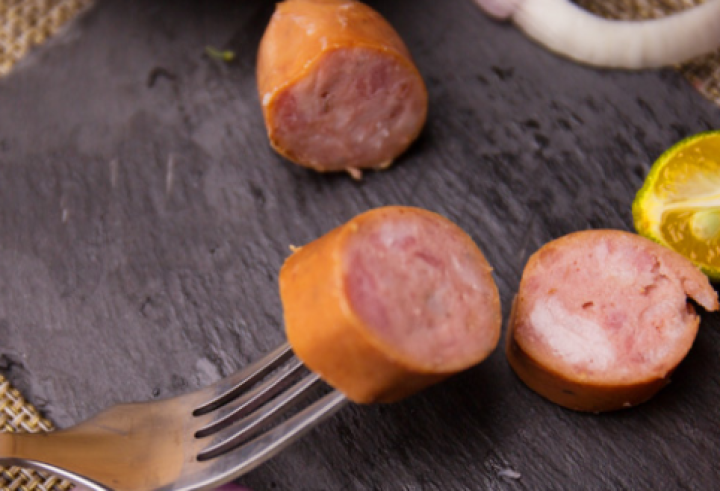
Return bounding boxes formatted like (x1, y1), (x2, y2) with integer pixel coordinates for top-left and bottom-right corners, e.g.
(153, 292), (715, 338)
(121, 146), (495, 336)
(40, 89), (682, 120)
(576, 0), (720, 106)
(0, 375), (74, 490)
(0, 0), (93, 76)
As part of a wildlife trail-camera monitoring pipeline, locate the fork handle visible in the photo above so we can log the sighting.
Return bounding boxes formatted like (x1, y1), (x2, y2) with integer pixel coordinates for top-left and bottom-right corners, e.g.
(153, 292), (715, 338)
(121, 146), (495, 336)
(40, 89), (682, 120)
(0, 431), (40, 462)
(0, 431), (112, 489)
(1, 431), (68, 462)
(0, 431), (80, 472)
(0, 433), (13, 459)
(0, 400), (196, 491)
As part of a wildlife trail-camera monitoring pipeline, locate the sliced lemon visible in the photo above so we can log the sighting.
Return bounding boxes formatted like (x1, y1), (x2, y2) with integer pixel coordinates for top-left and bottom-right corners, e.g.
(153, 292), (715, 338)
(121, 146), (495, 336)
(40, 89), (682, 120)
(632, 130), (720, 281)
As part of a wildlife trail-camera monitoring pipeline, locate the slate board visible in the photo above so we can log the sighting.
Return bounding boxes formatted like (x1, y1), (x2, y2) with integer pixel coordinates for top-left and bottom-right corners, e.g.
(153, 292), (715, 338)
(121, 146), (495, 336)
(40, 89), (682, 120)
(1, 0), (719, 489)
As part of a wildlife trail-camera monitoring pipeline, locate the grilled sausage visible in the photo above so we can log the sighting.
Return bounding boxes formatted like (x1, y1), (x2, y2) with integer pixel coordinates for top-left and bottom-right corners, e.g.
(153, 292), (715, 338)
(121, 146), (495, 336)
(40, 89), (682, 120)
(257, 0), (428, 177)
(507, 230), (719, 412)
(280, 206), (501, 403)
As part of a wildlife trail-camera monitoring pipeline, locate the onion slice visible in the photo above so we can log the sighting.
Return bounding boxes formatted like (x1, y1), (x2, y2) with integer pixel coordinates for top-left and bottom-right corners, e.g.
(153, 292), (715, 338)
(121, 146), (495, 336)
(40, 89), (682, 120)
(475, 0), (720, 69)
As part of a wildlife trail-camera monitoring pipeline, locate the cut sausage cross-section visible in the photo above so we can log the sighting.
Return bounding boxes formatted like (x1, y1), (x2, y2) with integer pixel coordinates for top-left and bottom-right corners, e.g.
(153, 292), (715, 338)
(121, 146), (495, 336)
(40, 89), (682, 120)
(280, 206), (502, 403)
(507, 230), (719, 412)
(257, 0), (428, 176)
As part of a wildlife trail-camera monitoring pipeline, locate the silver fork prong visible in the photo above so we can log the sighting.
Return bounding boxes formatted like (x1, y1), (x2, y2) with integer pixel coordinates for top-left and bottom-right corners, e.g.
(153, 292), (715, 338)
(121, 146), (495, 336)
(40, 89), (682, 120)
(195, 355), (306, 437)
(0, 342), (347, 491)
(194, 342), (294, 416)
(196, 390), (348, 485)
(197, 371), (323, 460)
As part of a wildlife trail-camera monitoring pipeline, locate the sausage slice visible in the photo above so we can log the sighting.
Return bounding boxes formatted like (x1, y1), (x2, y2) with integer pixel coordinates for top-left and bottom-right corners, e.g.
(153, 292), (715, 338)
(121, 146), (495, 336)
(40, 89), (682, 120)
(507, 230), (719, 412)
(257, 0), (428, 176)
(280, 207), (501, 403)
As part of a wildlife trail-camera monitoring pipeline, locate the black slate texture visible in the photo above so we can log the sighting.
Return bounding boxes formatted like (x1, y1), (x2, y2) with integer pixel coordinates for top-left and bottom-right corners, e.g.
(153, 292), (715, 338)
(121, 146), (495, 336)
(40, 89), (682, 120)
(1, 0), (719, 489)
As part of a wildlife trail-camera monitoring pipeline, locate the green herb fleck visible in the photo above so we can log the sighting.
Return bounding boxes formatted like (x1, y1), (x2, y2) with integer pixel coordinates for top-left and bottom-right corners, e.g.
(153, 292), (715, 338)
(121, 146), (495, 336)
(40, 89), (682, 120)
(205, 46), (235, 62)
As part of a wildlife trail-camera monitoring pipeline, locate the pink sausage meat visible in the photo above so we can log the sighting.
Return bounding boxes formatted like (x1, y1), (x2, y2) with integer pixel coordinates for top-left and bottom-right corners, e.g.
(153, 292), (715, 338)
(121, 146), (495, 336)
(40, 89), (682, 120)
(343, 209), (501, 369)
(507, 230), (719, 412)
(257, 0), (428, 175)
(270, 47), (427, 173)
(281, 206), (502, 403)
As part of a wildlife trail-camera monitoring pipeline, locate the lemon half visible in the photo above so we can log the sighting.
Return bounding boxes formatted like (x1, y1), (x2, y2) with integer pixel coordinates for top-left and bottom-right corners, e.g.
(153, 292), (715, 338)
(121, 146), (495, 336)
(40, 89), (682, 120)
(632, 131), (720, 281)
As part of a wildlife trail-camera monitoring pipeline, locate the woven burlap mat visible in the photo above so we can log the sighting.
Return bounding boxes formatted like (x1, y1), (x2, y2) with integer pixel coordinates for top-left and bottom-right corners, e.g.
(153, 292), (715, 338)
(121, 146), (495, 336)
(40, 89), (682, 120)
(575, 0), (720, 106)
(0, 375), (74, 490)
(1, 0), (93, 487)
(0, 0), (93, 76)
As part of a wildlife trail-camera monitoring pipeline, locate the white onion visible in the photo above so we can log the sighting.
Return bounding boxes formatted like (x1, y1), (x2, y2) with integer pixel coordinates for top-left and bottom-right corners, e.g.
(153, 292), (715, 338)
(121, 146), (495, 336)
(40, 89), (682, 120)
(473, 0), (525, 20)
(475, 0), (720, 69)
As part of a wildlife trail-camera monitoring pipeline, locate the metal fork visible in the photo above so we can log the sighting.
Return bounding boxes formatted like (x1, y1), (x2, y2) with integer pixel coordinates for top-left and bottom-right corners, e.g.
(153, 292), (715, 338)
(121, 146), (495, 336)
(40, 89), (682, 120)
(0, 342), (348, 490)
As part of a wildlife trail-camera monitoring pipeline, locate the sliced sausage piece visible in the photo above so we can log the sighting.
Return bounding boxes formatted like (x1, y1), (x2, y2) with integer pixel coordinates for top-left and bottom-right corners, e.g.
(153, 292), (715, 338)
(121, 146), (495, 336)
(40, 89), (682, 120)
(257, 0), (428, 176)
(507, 230), (719, 412)
(280, 206), (501, 403)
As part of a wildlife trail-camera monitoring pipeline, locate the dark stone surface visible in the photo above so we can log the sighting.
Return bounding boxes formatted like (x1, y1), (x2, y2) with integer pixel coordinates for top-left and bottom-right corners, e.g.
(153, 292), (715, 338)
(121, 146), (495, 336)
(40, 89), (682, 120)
(1, 0), (719, 489)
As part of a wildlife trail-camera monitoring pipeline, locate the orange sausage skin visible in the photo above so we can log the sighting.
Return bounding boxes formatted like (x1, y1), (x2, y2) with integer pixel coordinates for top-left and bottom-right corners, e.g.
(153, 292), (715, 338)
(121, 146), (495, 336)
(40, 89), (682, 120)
(279, 207), (501, 403)
(257, 0), (415, 92)
(257, 0), (428, 174)
(506, 299), (682, 413)
(507, 230), (719, 413)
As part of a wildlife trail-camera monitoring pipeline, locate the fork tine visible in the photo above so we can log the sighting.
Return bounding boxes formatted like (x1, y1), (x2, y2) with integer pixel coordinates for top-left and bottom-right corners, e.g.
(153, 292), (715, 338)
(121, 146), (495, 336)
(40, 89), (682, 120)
(197, 371), (322, 460)
(197, 390), (348, 480)
(195, 355), (306, 437)
(194, 342), (294, 416)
